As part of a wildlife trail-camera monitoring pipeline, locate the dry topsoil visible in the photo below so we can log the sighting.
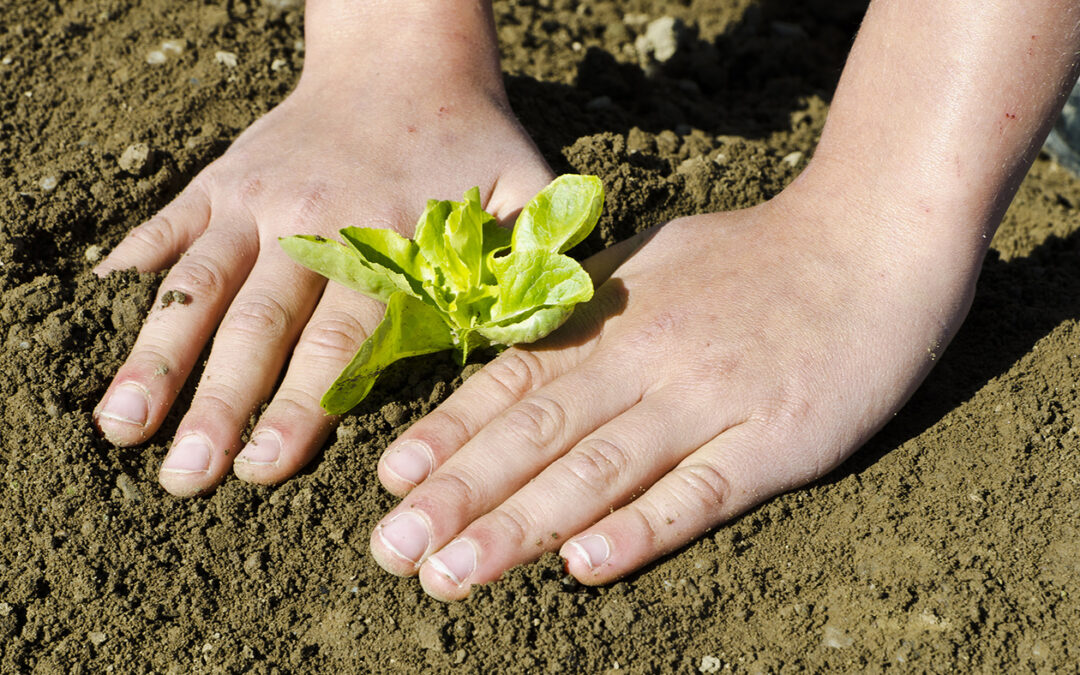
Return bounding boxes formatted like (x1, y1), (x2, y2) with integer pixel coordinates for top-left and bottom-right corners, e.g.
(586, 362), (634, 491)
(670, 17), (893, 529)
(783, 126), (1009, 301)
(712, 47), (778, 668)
(2, 0), (1079, 672)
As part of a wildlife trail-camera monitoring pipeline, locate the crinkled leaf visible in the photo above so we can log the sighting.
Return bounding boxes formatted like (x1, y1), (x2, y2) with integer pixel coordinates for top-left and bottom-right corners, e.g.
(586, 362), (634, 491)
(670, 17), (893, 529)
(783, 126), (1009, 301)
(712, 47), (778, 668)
(481, 220), (513, 285)
(512, 174), (604, 254)
(476, 305), (574, 345)
(488, 249), (594, 325)
(442, 187), (492, 289)
(339, 227), (429, 299)
(279, 235), (400, 303)
(414, 198), (454, 279)
(321, 292), (454, 414)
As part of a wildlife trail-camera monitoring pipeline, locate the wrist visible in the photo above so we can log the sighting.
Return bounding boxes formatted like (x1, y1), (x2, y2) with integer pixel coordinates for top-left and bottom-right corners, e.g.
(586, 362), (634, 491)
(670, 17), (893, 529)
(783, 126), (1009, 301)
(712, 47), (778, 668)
(783, 153), (993, 277)
(300, 0), (505, 102)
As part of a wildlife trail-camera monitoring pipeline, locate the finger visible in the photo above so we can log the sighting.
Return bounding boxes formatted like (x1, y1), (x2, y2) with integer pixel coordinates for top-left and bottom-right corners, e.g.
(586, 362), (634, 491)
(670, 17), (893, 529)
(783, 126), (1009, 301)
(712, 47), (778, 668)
(157, 248), (324, 497)
(94, 183), (211, 275)
(416, 388), (725, 600)
(231, 282), (387, 484)
(369, 349), (648, 578)
(560, 424), (776, 585)
(376, 277), (627, 495)
(93, 223), (257, 446)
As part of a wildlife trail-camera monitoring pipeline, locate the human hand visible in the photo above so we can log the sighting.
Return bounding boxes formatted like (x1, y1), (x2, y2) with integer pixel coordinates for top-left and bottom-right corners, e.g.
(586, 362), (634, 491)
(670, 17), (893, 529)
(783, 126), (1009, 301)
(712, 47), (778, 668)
(92, 12), (555, 497)
(367, 178), (983, 600)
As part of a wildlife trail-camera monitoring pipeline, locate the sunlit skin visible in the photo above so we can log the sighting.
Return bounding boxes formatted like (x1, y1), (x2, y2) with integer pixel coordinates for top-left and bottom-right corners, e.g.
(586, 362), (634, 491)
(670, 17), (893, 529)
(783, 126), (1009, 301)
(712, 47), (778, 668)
(94, 0), (1080, 600)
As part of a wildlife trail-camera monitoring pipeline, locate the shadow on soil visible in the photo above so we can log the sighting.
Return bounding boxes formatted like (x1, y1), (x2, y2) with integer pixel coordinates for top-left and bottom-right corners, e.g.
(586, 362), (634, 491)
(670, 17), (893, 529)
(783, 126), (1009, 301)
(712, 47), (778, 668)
(508, 0), (867, 164)
(841, 227), (1080, 477)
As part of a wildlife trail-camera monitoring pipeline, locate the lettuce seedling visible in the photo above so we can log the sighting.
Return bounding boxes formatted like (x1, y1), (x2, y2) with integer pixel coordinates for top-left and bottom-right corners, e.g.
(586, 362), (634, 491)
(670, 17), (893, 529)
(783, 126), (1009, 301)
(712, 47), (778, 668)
(279, 174), (604, 414)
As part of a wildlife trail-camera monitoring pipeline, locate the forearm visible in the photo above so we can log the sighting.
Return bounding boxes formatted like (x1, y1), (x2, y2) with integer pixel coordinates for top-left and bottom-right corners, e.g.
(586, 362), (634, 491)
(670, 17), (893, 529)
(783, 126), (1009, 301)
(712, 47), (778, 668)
(799, 0), (1080, 268)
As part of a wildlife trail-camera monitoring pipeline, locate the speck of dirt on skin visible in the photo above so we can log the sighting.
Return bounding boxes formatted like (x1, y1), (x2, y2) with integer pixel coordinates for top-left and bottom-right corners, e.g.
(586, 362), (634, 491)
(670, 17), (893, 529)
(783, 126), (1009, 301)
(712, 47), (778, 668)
(153, 364), (169, 376)
(159, 290), (189, 308)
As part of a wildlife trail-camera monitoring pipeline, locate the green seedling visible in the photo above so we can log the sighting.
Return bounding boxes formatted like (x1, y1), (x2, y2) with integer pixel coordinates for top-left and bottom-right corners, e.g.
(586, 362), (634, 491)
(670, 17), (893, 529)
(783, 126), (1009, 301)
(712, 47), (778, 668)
(280, 174), (604, 414)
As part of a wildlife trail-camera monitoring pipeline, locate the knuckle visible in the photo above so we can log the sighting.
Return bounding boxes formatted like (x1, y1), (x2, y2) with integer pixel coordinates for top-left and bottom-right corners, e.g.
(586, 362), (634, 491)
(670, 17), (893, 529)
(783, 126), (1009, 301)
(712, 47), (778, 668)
(751, 391), (817, 444)
(561, 437), (631, 491)
(418, 407), (474, 444)
(170, 252), (227, 295)
(420, 468), (482, 508)
(238, 176), (264, 204)
(294, 185), (329, 226)
(222, 294), (292, 342)
(480, 350), (547, 399)
(125, 344), (175, 375)
(670, 462), (732, 513)
(127, 215), (177, 252)
(501, 395), (568, 449)
(297, 311), (366, 364)
(479, 504), (533, 550)
(619, 310), (683, 352)
(191, 381), (245, 419)
(626, 502), (662, 547)
(266, 387), (323, 419)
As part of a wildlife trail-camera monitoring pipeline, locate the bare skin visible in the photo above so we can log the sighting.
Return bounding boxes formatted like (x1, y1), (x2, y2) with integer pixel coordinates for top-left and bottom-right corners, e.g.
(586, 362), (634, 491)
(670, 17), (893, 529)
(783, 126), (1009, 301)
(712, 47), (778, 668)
(93, 1), (555, 495)
(95, 0), (1080, 601)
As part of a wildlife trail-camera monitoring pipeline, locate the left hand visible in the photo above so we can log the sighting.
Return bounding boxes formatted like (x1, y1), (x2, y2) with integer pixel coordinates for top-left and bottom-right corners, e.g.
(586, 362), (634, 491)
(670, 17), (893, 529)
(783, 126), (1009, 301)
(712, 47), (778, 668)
(367, 180), (981, 600)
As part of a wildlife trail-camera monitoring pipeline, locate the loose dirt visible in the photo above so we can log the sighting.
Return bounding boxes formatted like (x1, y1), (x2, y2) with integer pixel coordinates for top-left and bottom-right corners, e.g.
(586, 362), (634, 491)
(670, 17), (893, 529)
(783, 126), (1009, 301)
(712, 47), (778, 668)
(2, 0), (1078, 671)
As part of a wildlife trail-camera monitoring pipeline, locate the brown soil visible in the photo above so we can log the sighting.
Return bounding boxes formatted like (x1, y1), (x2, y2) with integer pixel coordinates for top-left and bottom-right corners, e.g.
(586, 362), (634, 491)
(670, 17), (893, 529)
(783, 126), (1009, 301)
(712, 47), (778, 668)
(2, 0), (1079, 672)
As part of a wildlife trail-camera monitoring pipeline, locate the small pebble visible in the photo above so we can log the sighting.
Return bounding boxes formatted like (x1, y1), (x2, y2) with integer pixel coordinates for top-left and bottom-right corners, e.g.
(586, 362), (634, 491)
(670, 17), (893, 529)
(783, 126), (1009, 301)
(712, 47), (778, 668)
(822, 624), (855, 649)
(699, 656), (722, 674)
(1, 56), (12, 66)
(39, 176), (58, 192)
(271, 58), (288, 72)
(215, 50), (238, 68)
(84, 244), (103, 263)
(635, 16), (684, 64)
(781, 151), (804, 167)
(88, 631), (107, 646)
(115, 474), (142, 502)
(146, 50), (166, 65)
(161, 39), (185, 56)
(0, 602), (12, 617)
(118, 143), (151, 174)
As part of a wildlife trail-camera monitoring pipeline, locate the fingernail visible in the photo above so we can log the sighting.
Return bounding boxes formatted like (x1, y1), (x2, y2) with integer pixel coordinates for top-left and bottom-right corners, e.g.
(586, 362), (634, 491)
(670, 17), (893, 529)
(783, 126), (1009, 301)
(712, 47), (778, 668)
(97, 383), (150, 427)
(377, 512), (431, 565)
(235, 430), (282, 466)
(383, 440), (434, 486)
(161, 434), (212, 474)
(427, 539), (477, 586)
(568, 534), (611, 570)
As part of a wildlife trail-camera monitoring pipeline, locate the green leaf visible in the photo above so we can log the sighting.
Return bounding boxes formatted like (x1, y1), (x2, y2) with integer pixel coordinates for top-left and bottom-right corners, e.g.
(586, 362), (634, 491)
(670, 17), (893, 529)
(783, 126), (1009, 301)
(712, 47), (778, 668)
(487, 249), (594, 325)
(279, 235), (401, 304)
(321, 292), (454, 414)
(511, 174), (604, 254)
(443, 187), (492, 288)
(339, 227), (429, 298)
(476, 305), (574, 345)
(414, 198), (455, 277)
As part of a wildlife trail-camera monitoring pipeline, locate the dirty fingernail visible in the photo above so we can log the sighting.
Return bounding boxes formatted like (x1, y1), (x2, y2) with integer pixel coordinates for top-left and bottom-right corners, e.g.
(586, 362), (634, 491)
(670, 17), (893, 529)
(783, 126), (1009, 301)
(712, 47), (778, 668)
(161, 434), (212, 474)
(377, 512), (431, 565)
(236, 430), (282, 466)
(427, 539), (477, 586)
(383, 440), (434, 486)
(98, 383), (150, 427)
(567, 534), (611, 570)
